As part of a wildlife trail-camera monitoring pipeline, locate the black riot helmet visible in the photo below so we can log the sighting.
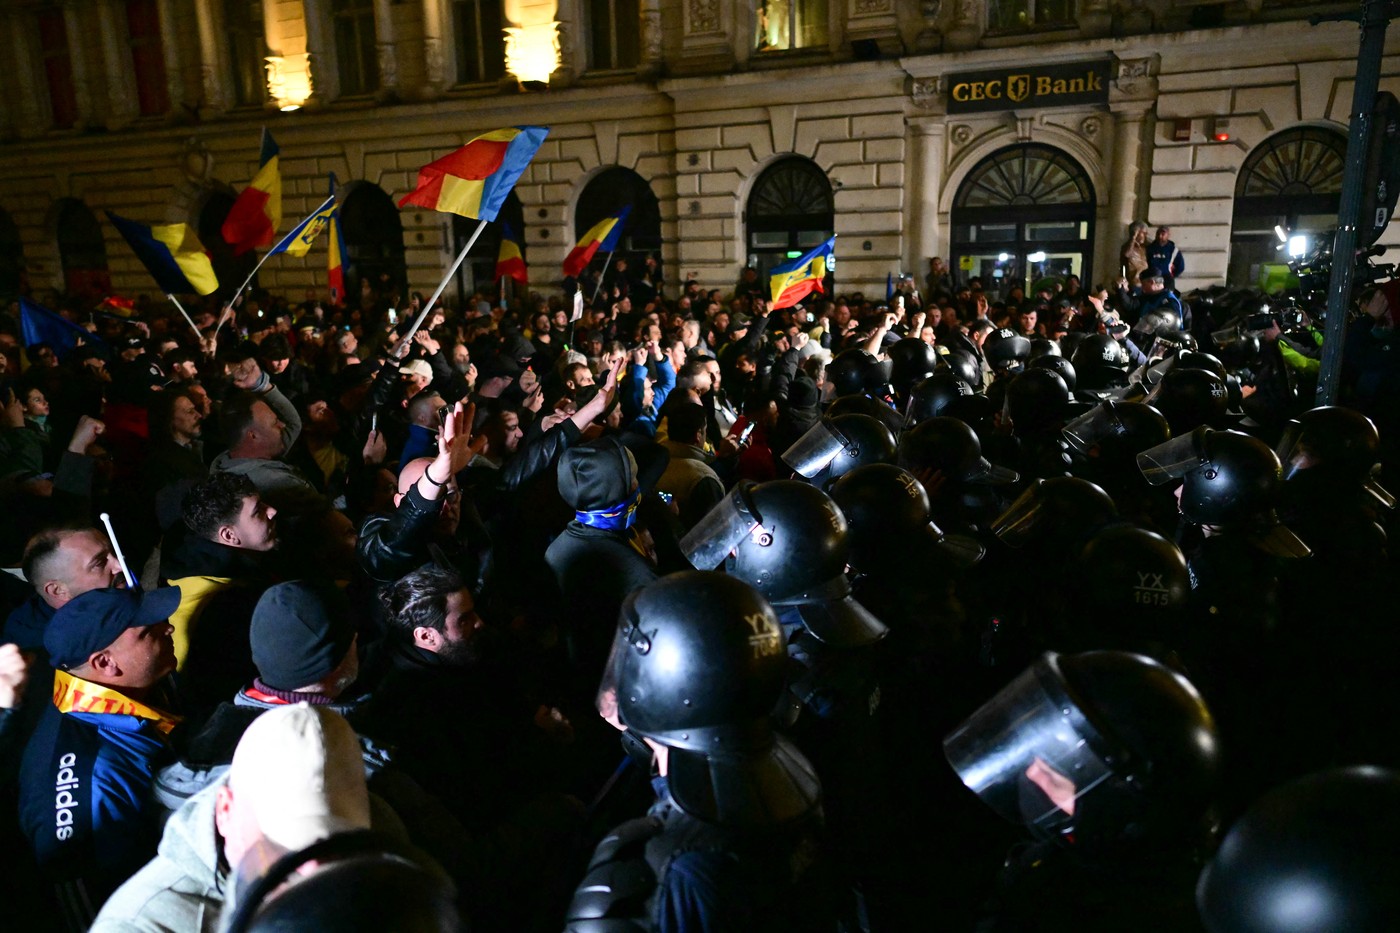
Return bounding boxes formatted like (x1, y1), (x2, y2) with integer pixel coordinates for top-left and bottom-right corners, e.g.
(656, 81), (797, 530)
(945, 651), (1220, 851)
(1072, 334), (1130, 390)
(829, 463), (985, 570)
(1276, 406), (1394, 508)
(1030, 354), (1078, 390)
(896, 416), (1019, 485)
(1172, 348), (1228, 380)
(906, 372), (975, 425)
(984, 328), (1033, 375)
(1197, 767), (1400, 933)
(224, 832), (461, 933)
(825, 393), (905, 434)
(678, 480), (887, 646)
(1063, 400), (1171, 462)
(1064, 525), (1191, 654)
(781, 413), (896, 489)
(600, 572), (821, 826)
(887, 338), (941, 396)
(991, 476), (1119, 552)
(1138, 427), (1310, 557)
(1144, 367), (1230, 434)
(1003, 368), (1072, 435)
(939, 346), (984, 389)
(826, 348), (890, 398)
(1028, 337), (1062, 361)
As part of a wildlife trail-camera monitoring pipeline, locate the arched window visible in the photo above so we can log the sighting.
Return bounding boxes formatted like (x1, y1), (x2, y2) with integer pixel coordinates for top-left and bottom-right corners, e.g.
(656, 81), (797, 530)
(340, 182), (405, 306)
(745, 157), (833, 281)
(1229, 126), (1346, 287)
(453, 190), (524, 305)
(574, 167), (662, 275)
(198, 190), (258, 302)
(55, 198), (110, 299)
(0, 208), (26, 298)
(951, 144), (1095, 299)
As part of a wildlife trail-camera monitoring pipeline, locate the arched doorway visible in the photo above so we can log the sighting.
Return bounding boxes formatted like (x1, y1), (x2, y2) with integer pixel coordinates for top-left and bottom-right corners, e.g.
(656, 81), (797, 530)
(745, 157), (834, 282)
(452, 191), (525, 307)
(950, 144), (1096, 300)
(1229, 126), (1345, 287)
(55, 198), (110, 300)
(0, 207), (26, 298)
(197, 190), (257, 303)
(574, 167), (662, 279)
(342, 182), (406, 307)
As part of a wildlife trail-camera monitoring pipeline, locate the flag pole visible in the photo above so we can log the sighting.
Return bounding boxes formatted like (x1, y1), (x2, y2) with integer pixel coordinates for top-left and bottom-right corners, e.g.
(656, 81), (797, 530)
(165, 294), (202, 339)
(218, 248), (279, 335)
(590, 250), (615, 304)
(401, 218), (487, 345)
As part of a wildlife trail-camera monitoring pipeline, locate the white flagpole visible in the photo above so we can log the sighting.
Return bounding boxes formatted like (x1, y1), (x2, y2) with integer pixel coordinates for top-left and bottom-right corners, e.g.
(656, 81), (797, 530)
(590, 250), (616, 304)
(400, 218), (487, 345)
(98, 513), (137, 588)
(166, 294), (202, 339)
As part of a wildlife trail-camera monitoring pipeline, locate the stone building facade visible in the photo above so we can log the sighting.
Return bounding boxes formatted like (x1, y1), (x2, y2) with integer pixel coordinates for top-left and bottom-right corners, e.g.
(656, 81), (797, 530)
(0, 0), (1390, 306)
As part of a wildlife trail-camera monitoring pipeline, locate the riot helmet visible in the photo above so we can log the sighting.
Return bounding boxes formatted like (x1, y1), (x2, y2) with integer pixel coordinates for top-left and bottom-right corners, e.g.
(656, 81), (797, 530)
(887, 337), (941, 396)
(1275, 406), (1393, 508)
(896, 416), (1019, 485)
(1063, 400), (1171, 460)
(1072, 334), (1130, 391)
(829, 463), (985, 569)
(992, 477), (1119, 551)
(1065, 525), (1191, 654)
(599, 572), (821, 826)
(825, 393), (905, 434)
(679, 480), (886, 646)
(1144, 367), (1230, 434)
(945, 651), (1220, 851)
(1029, 337), (1062, 361)
(1172, 349), (1228, 380)
(939, 346), (984, 390)
(1003, 368), (1072, 435)
(780, 413), (896, 488)
(826, 349), (891, 398)
(985, 328), (1033, 375)
(1197, 767), (1400, 933)
(906, 372), (974, 425)
(1138, 427), (1310, 557)
(1030, 354), (1077, 391)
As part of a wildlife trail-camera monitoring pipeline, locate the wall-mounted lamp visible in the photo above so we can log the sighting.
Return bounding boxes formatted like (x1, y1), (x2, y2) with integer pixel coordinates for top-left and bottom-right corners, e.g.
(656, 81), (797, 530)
(266, 54), (313, 111)
(504, 23), (560, 83)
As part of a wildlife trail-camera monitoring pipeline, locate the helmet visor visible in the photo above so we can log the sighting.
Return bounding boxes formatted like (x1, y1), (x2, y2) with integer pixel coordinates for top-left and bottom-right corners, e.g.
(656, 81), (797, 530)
(943, 653), (1122, 831)
(596, 592), (643, 724)
(1364, 476), (1397, 511)
(1062, 403), (1119, 455)
(781, 419), (848, 478)
(990, 481), (1049, 547)
(936, 531), (987, 567)
(1137, 428), (1209, 486)
(1273, 420), (1304, 478)
(679, 482), (762, 570)
(965, 455), (1020, 486)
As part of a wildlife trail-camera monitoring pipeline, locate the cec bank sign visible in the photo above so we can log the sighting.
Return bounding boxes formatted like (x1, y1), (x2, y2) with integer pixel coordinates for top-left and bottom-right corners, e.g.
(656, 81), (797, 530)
(947, 60), (1111, 114)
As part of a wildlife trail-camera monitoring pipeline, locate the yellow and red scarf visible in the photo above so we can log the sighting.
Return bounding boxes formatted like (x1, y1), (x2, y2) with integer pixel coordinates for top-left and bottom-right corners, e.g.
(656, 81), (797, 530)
(52, 669), (182, 735)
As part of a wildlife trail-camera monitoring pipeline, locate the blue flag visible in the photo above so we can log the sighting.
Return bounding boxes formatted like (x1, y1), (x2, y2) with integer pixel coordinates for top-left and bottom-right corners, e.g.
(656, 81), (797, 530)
(598, 205), (632, 252)
(19, 298), (104, 359)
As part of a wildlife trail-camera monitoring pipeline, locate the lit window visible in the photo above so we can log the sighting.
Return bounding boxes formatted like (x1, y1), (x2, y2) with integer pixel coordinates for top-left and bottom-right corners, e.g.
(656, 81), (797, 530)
(755, 0), (828, 52)
(331, 0), (379, 96)
(588, 0), (638, 72)
(36, 9), (78, 129)
(987, 0), (1076, 31)
(127, 0), (170, 115)
(454, 0), (506, 84)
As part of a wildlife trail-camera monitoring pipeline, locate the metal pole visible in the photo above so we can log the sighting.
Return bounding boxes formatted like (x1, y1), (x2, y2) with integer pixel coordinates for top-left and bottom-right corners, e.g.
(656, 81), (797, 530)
(591, 250), (615, 304)
(1317, 0), (1392, 405)
(400, 218), (487, 345)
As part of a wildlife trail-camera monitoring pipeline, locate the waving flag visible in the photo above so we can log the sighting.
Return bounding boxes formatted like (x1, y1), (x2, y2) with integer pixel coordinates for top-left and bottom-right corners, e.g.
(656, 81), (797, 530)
(563, 205), (631, 278)
(327, 209), (348, 306)
(269, 180), (337, 258)
(496, 222), (527, 284)
(221, 129), (282, 255)
(19, 298), (105, 359)
(770, 237), (836, 310)
(399, 126), (548, 222)
(106, 212), (219, 296)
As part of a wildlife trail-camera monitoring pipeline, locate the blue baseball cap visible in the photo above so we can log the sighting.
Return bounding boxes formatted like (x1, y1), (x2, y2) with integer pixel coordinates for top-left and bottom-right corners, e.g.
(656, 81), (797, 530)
(45, 586), (182, 670)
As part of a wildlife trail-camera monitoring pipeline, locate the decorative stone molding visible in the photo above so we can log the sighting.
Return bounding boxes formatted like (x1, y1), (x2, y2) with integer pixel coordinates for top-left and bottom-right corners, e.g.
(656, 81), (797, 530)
(1081, 115), (1101, 139)
(854, 0), (892, 14)
(910, 76), (942, 109)
(423, 36), (445, 90)
(950, 123), (973, 147)
(686, 0), (721, 34)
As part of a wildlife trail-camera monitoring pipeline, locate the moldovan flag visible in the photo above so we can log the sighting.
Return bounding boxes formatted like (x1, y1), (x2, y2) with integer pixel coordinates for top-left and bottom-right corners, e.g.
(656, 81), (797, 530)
(269, 188), (337, 258)
(106, 211), (219, 295)
(221, 129), (282, 255)
(327, 209), (348, 306)
(562, 205), (631, 278)
(399, 126), (549, 222)
(496, 222), (527, 284)
(770, 236), (836, 310)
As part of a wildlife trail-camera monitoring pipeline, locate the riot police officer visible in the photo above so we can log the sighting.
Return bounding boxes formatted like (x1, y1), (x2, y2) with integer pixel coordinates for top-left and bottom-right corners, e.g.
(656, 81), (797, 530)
(568, 572), (826, 932)
(896, 416), (1020, 536)
(781, 413), (897, 490)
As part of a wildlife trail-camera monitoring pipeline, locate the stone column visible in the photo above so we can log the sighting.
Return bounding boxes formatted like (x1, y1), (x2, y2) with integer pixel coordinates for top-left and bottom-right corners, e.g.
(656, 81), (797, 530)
(194, 0), (228, 113)
(95, 0), (140, 126)
(944, 0), (979, 50)
(1079, 0), (1111, 38)
(372, 0), (399, 100)
(638, 0), (662, 79)
(420, 0), (448, 97)
(9, 12), (46, 134)
(909, 117), (947, 268)
(64, 0), (102, 127)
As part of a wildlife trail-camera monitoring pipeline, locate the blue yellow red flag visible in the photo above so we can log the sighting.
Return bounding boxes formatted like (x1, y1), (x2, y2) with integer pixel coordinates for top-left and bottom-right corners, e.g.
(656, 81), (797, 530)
(399, 126), (548, 222)
(770, 236), (836, 310)
(563, 206), (631, 278)
(221, 129), (282, 255)
(496, 222), (527, 284)
(106, 211), (219, 296)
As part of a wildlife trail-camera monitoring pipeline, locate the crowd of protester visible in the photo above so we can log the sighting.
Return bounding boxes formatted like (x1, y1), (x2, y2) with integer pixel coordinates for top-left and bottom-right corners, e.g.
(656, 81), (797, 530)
(0, 253), (1397, 932)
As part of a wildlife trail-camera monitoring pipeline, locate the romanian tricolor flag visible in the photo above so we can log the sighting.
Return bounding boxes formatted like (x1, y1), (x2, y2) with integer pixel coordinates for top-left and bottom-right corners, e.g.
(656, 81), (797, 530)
(106, 211), (219, 295)
(221, 129), (282, 255)
(563, 205), (631, 278)
(496, 222), (527, 284)
(270, 179), (337, 258)
(399, 126), (549, 222)
(770, 236), (836, 310)
(327, 209), (348, 306)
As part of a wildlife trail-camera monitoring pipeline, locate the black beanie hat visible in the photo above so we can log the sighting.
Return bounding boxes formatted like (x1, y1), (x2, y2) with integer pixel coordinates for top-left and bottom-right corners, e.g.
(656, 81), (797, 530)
(251, 581), (355, 691)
